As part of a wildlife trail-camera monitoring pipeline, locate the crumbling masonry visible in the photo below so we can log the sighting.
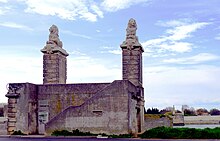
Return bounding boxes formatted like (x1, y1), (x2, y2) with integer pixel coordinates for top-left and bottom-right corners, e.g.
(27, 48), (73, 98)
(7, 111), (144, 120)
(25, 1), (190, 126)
(5, 19), (146, 135)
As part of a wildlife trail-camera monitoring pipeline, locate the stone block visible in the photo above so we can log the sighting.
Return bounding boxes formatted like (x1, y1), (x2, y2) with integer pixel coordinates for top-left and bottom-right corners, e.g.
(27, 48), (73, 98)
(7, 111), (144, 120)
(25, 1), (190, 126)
(44, 73), (58, 78)
(130, 55), (139, 60)
(49, 55), (58, 60)
(44, 68), (58, 73)
(43, 51), (67, 84)
(44, 64), (58, 69)
(129, 60), (139, 65)
(7, 121), (16, 127)
(123, 56), (131, 60)
(130, 69), (139, 74)
(43, 59), (58, 64)
(122, 50), (131, 55)
(8, 113), (16, 118)
(8, 108), (16, 113)
(8, 99), (17, 104)
(8, 117), (16, 122)
(8, 104), (16, 108)
(128, 74), (139, 79)
(7, 126), (15, 132)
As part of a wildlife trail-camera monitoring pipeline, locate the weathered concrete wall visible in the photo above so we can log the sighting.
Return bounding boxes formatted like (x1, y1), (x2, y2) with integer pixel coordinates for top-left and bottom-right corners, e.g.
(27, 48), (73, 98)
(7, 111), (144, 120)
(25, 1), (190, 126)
(17, 83), (38, 134)
(173, 113), (184, 126)
(45, 80), (138, 135)
(38, 83), (110, 120)
(6, 83), (27, 134)
(7, 83), (38, 135)
(6, 81), (140, 135)
(128, 92), (138, 134)
(0, 117), (7, 135)
(184, 115), (220, 124)
(144, 116), (172, 131)
(3, 104), (8, 117)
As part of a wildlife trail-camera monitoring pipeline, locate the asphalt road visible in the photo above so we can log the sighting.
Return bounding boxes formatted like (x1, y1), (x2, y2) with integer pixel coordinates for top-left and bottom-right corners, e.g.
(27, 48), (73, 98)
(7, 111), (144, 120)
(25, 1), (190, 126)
(0, 137), (219, 141)
(0, 137), (138, 141)
(0, 137), (142, 141)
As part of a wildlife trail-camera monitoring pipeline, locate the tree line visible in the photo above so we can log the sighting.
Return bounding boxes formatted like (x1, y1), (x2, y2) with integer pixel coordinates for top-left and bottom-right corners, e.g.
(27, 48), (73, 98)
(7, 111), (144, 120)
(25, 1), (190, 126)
(0, 107), (3, 117)
(145, 106), (220, 116)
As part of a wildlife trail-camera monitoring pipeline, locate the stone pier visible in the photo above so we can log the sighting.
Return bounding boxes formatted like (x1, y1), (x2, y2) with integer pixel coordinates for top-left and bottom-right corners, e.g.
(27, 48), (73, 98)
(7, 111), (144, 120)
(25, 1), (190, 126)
(41, 25), (68, 84)
(5, 84), (22, 134)
(4, 20), (159, 135)
(120, 18), (145, 132)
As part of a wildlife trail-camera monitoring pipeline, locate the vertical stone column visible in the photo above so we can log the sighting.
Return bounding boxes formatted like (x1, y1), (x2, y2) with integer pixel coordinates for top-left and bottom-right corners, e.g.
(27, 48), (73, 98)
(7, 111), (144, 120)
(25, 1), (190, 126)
(120, 18), (144, 87)
(121, 47), (143, 87)
(121, 18), (145, 133)
(41, 25), (69, 84)
(5, 84), (23, 135)
(42, 52), (68, 84)
(6, 83), (38, 135)
(7, 98), (18, 134)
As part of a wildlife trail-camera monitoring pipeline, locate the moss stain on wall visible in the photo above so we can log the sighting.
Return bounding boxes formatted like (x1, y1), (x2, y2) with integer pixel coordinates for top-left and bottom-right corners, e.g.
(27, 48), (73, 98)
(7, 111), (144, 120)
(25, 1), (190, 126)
(56, 95), (62, 114)
(66, 94), (70, 106)
(72, 94), (75, 106)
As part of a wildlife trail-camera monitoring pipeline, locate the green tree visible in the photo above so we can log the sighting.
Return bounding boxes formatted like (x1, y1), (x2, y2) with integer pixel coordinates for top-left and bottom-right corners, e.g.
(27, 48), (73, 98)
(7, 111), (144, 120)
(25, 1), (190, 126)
(184, 108), (196, 116)
(0, 108), (4, 117)
(210, 108), (220, 115)
(196, 108), (209, 115)
(160, 107), (173, 114)
(146, 108), (160, 114)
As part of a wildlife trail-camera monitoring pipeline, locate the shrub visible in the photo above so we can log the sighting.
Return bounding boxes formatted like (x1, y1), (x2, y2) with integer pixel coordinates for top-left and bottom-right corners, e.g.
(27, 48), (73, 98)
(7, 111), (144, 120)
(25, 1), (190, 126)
(51, 130), (72, 136)
(210, 108), (220, 115)
(52, 129), (97, 136)
(51, 129), (132, 138)
(12, 130), (26, 135)
(109, 134), (132, 138)
(0, 108), (3, 117)
(140, 127), (220, 139)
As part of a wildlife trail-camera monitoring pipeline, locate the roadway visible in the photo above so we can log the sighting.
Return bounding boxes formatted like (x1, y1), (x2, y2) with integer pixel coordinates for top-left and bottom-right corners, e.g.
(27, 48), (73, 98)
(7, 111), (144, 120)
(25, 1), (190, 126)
(0, 136), (219, 141)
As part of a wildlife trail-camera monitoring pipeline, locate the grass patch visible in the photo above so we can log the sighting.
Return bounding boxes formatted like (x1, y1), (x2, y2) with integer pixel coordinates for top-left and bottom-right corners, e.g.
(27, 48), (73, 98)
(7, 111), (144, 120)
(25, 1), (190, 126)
(51, 129), (132, 138)
(51, 129), (97, 136)
(140, 126), (220, 139)
(145, 114), (172, 120)
(145, 114), (162, 119)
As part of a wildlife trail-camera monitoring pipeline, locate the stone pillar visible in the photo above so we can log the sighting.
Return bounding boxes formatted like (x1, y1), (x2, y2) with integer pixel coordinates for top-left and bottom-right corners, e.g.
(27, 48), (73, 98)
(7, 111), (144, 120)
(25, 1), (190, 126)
(6, 98), (18, 134)
(41, 25), (69, 84)
(121, 18), (145, 133)
(5, 83), (38, 135)
(121, 47), (143, 87)
(5, 84), (22, 135)
(42, 52), (68, 84)
(120, 18), (144, 87)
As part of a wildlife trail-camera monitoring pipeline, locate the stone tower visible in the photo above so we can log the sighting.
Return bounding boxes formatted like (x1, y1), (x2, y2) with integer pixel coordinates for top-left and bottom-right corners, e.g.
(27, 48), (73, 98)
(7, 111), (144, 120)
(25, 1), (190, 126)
(41, 25), (69, 84)
(120, 18), (144, 87)
(120, 18), (145, 132)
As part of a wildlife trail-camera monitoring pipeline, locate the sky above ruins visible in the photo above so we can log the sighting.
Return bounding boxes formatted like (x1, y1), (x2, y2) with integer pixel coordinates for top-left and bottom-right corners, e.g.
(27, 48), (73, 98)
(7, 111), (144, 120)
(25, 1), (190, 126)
(0, 0), (220, 110)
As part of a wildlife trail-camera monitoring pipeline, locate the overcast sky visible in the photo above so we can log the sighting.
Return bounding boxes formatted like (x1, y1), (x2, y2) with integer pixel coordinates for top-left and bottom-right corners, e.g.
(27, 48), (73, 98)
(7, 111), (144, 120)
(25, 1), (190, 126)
(0, 0), (220, 110)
